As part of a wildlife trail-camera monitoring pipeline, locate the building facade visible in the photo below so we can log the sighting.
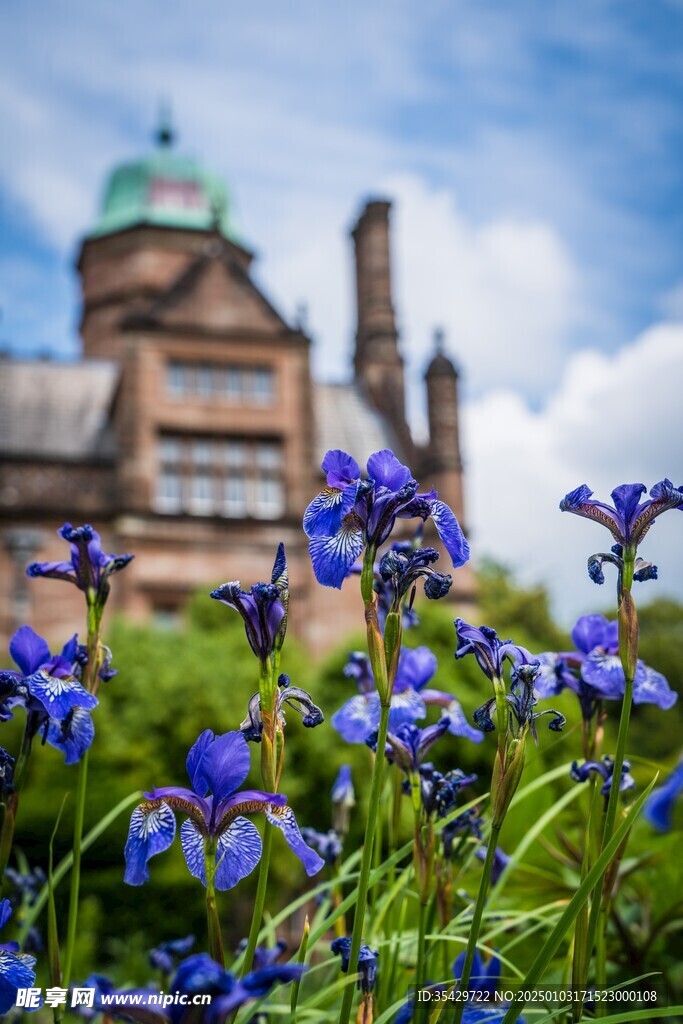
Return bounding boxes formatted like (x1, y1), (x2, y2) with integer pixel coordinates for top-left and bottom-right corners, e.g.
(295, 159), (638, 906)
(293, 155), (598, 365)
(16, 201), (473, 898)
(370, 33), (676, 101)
(0, 130), (471, 651)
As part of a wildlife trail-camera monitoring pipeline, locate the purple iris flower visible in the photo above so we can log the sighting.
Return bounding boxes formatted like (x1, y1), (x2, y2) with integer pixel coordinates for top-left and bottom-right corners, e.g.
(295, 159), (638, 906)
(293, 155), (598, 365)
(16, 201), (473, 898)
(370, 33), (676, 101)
(396, 950), (525, 1024)
(442, 809), (484, 858)
(373, 719), (451, 774)
(83, 953), (306, 1024)
(303, 449), (469, 588)
(570, 756), (635, 799)
(473, 663), (565, 741)
(454, 620), (532, 681)
(0, 899), (39, 1014)
(27, 523), (133, 607)
(331, 936), (379, 994)
(536, 614), (677, 719)
(124, 730), (323, 889)
(301, 827), (343, 866)
(332, 646), (482, 744)
(0, 627), (97, 764)
(378, 545), (452, 610)
(148, 935), (196, 975)
(210, 544), (288, 662)
(643, 760), (683, 832)
(416, 763), (478, 819)
(561, 480), (683, 550)
(240, 674), (323, 743)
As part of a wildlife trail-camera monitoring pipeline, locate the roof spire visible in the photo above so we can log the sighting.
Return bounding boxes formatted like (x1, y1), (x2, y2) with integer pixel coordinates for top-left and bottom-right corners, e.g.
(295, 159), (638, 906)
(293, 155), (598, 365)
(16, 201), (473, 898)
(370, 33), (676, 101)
(155, 100), (175, 148)
(433, 326), (445, 353)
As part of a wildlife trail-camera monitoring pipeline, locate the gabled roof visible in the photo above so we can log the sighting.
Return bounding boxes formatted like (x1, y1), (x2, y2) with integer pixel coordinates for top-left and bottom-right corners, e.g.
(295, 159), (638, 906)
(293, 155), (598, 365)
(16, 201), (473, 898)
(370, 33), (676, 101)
(122, 236), (292, 336)
(0, 358), (119, 460)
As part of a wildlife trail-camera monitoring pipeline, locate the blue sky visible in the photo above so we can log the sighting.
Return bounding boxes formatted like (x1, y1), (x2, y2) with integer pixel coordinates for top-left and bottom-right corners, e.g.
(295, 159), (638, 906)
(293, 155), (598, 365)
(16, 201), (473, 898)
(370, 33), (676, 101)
(1, 0), (682, 619)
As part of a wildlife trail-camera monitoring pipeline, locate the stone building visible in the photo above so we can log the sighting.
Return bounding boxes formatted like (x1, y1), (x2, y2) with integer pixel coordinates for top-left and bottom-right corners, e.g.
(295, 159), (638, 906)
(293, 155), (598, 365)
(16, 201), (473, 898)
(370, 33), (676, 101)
(0, 128), (471, 651)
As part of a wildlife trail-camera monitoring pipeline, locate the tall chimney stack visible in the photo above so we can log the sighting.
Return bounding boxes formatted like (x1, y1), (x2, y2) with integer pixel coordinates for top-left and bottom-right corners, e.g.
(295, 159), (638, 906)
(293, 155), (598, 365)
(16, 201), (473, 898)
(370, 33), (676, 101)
(351, 199), (410, 448)
(424, 328), (465, 525)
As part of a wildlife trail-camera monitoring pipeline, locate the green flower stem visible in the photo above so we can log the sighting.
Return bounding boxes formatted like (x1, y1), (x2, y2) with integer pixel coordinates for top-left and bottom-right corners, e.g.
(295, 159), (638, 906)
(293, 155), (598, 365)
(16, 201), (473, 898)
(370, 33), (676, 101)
(415, 900), (429, 1024)
(205, 839), (225, 967)
(63, 597), (103, 987)
(586, 555), (637, 1006)
(338, 697), (391, 1024)
(242, 660), (279, 975)
(453, 823), (501, 1024)
(0, 724), (34, 895)
(62, 747), (88, 987)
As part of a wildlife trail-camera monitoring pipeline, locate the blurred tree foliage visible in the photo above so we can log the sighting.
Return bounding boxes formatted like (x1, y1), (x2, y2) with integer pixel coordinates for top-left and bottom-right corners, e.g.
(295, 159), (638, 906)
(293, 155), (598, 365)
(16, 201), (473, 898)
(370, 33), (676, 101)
(1, 563), (681, 982)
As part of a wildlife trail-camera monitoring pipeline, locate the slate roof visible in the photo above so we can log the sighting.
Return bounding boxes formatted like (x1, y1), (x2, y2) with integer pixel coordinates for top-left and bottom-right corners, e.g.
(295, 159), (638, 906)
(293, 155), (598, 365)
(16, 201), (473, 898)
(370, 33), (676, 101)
(0, 358), (119, 460)
(312, 382), (400, 469)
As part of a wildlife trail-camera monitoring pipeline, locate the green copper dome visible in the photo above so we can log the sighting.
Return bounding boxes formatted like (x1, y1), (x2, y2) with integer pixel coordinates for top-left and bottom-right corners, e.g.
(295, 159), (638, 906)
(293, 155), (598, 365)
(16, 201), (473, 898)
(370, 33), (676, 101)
(91, 130), (232, 239)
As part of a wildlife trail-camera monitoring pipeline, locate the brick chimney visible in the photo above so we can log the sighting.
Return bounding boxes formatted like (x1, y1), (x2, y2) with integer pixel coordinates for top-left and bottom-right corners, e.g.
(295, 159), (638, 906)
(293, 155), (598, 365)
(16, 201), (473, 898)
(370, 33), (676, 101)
(424, 328), (465, 525)
(351, 199), (411, 451)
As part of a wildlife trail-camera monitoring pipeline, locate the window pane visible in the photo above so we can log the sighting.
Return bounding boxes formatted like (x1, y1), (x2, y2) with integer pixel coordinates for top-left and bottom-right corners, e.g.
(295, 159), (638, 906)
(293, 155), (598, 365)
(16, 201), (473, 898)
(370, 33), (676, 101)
(256, 443), (282, 471)
(190, 472), (214, 514)
(192, 440), (213, 466)
(160, 437), (182, 464)
(253, 477), (284, 519)
(156, 469), (182, 513)
(223, 441), (246, 467)
(225, 367), (242, 399)
(197, 364), (213, 396)
(222, 475), (247, 517)
(252, 367), (274, 404)
(167, 362), (188, 396)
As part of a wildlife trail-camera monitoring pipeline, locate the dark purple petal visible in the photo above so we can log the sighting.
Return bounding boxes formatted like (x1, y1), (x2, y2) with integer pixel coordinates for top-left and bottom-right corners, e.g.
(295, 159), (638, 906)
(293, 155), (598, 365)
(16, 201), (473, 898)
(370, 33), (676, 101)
(266, 806), (325, 876)
(308, 520), (364, 588)
(26, 559), (75, 583)
(366, 449), (412, 491)
(186, 729), (215, 792)
(644, 761), (683, 831)
(46, 707), (95, 764)
(9, 626), (50, 676)
(428, 500), (470, 568)
(394, 646), (438, 693)
(610, 483), (647, 526)
(25, 670), (98, 718)
(322, 449), (361, 489)
(303, 488), (349, 538)
(124, 803), (176, 885)
(570, 614), (611, 655)
(420, 692), (484, 744)
(196, 731), (251, 803)
(179, 817), (262, 890)
(142, 786), (211, 825)
(215, 788), (287, 821)
(633, 666), (678, 710)
(332, 695), (381, 744)
(0, 949), (38, 1014)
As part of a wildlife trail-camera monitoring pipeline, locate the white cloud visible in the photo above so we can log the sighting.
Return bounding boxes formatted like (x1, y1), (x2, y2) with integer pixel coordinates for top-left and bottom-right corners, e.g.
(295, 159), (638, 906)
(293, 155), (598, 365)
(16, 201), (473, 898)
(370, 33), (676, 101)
(463, 323), (683, 623)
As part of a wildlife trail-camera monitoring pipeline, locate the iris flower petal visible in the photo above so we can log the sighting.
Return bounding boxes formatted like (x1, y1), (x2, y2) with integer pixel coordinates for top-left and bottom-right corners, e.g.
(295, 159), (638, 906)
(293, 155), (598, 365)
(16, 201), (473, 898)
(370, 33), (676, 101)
(266, 806), (325, 876)
(124, 803), (176, 885)
(180, 817), (262, 890)
(25, 670), (98, 718)
(8, 626), (51, 676)
(308, 521), (364, 588)
(46, 707), (95, 764)
(194, 731), (251, 803)
(429, 499), (470, 568)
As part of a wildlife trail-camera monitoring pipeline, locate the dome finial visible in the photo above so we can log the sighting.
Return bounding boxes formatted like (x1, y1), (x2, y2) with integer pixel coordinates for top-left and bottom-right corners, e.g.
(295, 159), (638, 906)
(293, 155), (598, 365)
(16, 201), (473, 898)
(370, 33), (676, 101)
(433, 326), (445, 353)
(155, 100), (175, 148)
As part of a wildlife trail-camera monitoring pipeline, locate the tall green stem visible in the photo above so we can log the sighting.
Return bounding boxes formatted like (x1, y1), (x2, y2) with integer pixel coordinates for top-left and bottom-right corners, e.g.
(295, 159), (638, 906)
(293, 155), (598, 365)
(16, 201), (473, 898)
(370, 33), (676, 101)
(62, 748), (88, 986)
(63, 597), (102, 986)
(205, 840), (225, 967)
(338, 698), (391, 1024)
(453, 824), (501, 1024)
(415, 900), (429, 1024)
(585, 554), (637, 1006)
(242, 660), (278, 975)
